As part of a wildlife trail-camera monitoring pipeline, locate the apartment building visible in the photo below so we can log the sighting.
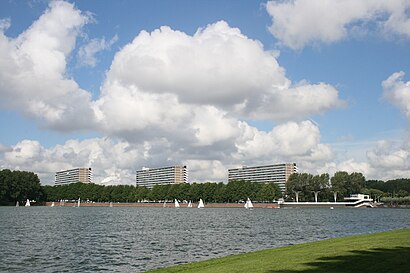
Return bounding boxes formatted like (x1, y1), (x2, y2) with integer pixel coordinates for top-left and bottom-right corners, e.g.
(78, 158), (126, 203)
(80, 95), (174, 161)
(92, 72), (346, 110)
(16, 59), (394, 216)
(136, 165), (188, 188)
(55, 167), (93, 185)
(228, 163), (297, 192)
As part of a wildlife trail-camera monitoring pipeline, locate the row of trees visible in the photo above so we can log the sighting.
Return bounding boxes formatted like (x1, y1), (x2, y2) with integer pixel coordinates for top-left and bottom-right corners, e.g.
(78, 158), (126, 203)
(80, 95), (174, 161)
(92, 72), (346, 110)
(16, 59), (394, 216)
(43, 180), (282, 203)
(0, 169), (44, 205)
(286, 171), (366, 202)
(286, 172), (410, 202)
(365, 179), (410, 197)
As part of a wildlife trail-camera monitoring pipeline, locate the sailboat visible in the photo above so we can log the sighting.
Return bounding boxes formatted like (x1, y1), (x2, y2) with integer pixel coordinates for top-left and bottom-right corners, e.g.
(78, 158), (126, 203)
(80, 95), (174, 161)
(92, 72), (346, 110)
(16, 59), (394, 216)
(244, 198), (254, 209)
(77, 198), (80, 208)
(25, 199), (30, 207)
(197, 199), (205, 209)
(51, 202), (55, 207)
(163, 201), (166, 208)
(109, 202), (113, 207)
(187, 201), (192, 208)
(174, 199), (180, 208)
(16, 201), (19, 207)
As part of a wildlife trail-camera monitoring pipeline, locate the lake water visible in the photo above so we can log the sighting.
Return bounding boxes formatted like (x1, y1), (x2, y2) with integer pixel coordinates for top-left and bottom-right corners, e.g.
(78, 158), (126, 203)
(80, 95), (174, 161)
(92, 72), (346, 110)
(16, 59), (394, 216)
(0, 206), (409, 272)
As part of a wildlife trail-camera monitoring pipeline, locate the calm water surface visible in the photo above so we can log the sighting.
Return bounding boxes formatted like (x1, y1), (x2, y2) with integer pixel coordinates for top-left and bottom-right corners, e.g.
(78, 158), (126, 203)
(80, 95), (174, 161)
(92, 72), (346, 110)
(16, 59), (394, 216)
(0, 206), (409, 272)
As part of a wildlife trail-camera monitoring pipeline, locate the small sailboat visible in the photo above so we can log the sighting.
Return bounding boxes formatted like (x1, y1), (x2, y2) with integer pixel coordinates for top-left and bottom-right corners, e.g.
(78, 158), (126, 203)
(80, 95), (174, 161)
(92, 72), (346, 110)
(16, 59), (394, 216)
(77, 198), (80, 208)
(163, 201), (166, 208)
(174, 199), (180, 208)
(16, 201), (19, 207)
(25, 199), (30, 207)
(198, 199), (205, 209)
(51, 202), (55, 207)
(244, 198), (254, 209)
(109, 202), (113, 207)
(187, 201), (192, 208)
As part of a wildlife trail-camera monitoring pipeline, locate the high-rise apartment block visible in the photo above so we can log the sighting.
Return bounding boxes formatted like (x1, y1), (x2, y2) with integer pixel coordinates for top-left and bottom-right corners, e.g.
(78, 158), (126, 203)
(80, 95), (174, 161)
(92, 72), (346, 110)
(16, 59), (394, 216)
(55, 168), (93, 185)
(228, 163), (297, 192)
(136, 165), (188, 188)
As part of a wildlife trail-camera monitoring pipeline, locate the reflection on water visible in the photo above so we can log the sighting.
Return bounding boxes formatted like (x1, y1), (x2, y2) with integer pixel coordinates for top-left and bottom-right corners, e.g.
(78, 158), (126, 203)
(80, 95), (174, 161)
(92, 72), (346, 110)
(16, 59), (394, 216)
(0, 207), (409, 272)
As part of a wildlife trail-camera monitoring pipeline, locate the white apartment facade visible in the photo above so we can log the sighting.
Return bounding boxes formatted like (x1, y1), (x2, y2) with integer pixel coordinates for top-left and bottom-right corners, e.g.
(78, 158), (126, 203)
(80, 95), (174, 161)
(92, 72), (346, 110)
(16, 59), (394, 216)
(55, 168), (93, 185)
(228, 163), (297, 192)
(136, 165), (188, 188)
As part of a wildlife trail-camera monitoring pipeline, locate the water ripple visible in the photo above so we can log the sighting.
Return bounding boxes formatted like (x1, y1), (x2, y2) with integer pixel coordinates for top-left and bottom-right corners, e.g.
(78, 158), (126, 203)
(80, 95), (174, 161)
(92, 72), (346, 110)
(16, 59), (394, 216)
(0, 207), (409, 272)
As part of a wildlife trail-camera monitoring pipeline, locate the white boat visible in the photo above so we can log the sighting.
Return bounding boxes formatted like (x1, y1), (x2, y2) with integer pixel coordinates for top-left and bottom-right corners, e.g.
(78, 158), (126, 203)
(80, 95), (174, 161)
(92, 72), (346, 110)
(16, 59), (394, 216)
(198, 199), (205, 209)
(244, 198), (254, 209)
(77, 198), (80, 207)
(187, 201), (192, 208)
(25, 199), (30, 207)
(163, 201), (166, 208)
(51, 202), (55, 207)
(16, 201), (19, 207)
(174, 199), (180, 208)
(109, 202), (113, 207)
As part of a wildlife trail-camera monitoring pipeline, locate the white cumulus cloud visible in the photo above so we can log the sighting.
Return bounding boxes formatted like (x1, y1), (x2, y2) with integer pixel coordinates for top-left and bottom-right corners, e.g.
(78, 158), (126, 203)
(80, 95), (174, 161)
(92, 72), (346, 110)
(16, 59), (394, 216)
(0, 0), (95, 130)
(383, 71), (410, 120)
(98, 21), (343, 125)
(266, 0), (410, 50)
(77, 35), (118, 67)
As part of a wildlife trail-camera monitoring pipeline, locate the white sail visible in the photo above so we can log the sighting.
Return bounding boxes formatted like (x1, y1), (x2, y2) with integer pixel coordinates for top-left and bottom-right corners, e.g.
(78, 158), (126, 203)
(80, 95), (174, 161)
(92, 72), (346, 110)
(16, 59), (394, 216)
(16, 201), (19, 207)
(163, 201), (166, 208)
(198, 199), (204, 209)
(109, 202), (113, 207)
(187, 201), (192, 208)
(245, 198), (254, 209)
(51, 202), (55, 207)
(174, 199), (180, 208)
(25, 199), (30, 207)
(77, 198), (80, 207)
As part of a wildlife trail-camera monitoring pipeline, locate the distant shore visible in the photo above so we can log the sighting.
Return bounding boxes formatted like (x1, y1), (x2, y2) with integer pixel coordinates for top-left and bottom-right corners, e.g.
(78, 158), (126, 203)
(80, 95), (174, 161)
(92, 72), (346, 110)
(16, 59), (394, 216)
(44, 201), (280, 208)
(7, 202), (409, 209)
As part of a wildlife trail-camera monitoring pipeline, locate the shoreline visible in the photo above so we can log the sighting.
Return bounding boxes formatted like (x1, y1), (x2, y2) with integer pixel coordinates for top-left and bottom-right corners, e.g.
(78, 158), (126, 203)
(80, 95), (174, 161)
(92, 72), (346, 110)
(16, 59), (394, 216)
(43, 201), (280, 208)
(20, 202), (410, 209)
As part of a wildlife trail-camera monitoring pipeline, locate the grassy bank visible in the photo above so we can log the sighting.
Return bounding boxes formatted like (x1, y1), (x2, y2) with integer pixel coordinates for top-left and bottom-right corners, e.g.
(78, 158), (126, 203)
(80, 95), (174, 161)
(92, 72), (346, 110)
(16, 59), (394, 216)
(146, 228), (410, 273)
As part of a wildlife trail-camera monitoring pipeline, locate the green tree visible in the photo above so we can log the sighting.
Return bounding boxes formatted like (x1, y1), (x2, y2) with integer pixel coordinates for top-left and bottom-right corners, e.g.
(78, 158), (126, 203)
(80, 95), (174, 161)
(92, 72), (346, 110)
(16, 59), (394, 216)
(307, 173), (329, 202)
(286, 173), (312, 202)
(258, 183), (280, 202)
(347, 172), (365, 195)
(330, 171), (349, 201)
(0, 169), (44, 205)
(213, 182), (226, 202)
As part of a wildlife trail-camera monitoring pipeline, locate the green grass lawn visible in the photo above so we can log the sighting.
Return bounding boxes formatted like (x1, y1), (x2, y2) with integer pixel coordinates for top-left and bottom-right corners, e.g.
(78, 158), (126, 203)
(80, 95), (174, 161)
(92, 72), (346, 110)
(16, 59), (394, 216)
(146, 228), (410, 273)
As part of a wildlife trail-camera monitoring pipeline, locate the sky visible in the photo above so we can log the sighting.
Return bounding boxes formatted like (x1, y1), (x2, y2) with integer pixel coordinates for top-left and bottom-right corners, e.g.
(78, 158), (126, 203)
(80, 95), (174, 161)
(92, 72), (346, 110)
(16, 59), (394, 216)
(0, 0), (409, 185)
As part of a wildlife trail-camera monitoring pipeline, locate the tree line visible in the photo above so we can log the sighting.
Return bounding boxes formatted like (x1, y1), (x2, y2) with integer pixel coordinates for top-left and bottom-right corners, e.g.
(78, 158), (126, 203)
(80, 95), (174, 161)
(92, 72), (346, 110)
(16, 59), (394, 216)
(286, 171), (410, 202)
(43, 180), (282, 203)
(286, 171), (365, 202)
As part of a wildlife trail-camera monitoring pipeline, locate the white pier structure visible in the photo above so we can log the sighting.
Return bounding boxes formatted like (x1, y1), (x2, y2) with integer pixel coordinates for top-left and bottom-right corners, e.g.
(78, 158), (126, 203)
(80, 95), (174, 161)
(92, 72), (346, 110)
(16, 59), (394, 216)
(281, 194), (375, 208)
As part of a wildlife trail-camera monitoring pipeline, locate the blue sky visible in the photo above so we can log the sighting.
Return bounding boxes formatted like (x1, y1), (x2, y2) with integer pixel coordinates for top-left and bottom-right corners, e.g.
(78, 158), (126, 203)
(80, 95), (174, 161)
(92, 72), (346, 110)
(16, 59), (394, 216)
(0, 0), (409, 185)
